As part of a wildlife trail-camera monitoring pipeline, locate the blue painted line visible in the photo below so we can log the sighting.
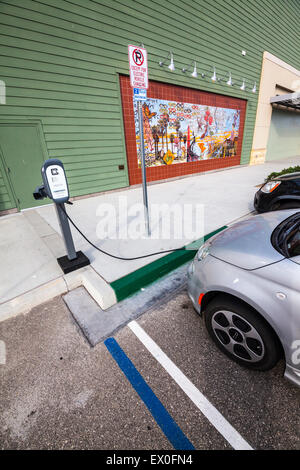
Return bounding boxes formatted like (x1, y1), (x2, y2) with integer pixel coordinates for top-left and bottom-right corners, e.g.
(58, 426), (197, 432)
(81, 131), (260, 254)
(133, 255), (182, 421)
(104, 337), (195, 450)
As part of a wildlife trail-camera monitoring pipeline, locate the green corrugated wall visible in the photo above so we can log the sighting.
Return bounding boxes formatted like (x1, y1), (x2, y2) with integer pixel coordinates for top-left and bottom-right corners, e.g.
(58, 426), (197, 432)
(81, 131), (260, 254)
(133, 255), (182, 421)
(0, 0), (299, 210)
(0, 167), (11, 211)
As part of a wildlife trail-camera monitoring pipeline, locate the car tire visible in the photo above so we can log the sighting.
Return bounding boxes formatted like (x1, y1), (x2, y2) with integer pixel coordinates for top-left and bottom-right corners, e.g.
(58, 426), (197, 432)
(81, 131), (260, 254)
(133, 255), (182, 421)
(204, 296), (282, 371)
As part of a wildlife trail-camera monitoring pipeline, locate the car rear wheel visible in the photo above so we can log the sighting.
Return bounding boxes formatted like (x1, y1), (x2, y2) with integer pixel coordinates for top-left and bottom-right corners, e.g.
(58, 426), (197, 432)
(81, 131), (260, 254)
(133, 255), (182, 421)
(204, 296), (281, 371)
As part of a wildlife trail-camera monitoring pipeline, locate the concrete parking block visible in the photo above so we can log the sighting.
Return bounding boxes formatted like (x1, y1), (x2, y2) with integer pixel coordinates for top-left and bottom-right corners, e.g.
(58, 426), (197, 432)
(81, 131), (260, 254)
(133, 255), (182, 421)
(81, 267), (117, 310)
(64, 266), (117, 310)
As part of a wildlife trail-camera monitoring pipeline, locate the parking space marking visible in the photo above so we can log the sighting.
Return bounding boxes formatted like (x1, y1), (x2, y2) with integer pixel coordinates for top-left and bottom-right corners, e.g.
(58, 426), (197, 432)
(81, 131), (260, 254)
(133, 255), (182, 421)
(128, 320), (253, 450)
(104, 337), (195, 450)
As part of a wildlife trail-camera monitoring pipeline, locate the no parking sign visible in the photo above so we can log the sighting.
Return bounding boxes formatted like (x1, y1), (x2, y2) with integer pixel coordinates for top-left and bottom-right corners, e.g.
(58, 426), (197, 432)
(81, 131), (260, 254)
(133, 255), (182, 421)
(128, 44), (150, 235)
(128, 45), (148, 89)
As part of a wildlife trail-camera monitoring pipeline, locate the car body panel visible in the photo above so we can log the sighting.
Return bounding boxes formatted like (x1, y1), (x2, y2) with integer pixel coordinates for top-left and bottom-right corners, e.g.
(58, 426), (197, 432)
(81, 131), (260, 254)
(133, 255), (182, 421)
(187, 210), (300, 387)
(207, 210), (297, 269)
(289, 255), (300, 266)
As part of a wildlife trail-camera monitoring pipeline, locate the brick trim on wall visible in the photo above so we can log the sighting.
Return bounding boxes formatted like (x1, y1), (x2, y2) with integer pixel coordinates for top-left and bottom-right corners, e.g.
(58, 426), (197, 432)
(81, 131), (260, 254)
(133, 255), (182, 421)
(120, 75), (247, 185)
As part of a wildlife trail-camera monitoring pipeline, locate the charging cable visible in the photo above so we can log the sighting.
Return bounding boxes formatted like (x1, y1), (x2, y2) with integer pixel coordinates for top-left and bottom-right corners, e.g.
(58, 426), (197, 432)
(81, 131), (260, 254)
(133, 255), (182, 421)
(61, 204), (188, 261)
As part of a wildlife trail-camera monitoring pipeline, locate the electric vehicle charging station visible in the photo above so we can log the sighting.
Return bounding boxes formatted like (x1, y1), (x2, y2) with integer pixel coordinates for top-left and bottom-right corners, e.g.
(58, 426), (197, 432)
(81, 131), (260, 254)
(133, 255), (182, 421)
(33, 158), (182, 271)
(33, 158), (90, 274)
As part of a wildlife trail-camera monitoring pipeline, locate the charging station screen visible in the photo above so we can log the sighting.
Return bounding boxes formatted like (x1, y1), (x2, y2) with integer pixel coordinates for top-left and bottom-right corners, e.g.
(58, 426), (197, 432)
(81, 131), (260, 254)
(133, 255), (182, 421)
(46, 165), (68, 201)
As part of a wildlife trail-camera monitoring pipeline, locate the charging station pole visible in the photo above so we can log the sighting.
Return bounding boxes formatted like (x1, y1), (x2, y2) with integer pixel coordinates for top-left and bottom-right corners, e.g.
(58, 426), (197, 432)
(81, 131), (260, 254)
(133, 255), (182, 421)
(55, 202), (77, 261)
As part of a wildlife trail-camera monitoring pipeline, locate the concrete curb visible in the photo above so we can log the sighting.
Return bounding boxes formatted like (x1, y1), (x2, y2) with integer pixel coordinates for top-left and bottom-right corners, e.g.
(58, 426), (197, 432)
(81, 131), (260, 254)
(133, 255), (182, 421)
(0, 277), (68, 323)
(108, 212), (255, 302)
(0, 266), (117, 323)
(110, 226), (227, 302)
(0, 226), (227, 323)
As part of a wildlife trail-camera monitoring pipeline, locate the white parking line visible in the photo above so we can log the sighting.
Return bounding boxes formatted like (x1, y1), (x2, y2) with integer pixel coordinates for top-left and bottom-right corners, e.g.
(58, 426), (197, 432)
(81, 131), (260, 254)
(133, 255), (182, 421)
(128, 320), (253, 450)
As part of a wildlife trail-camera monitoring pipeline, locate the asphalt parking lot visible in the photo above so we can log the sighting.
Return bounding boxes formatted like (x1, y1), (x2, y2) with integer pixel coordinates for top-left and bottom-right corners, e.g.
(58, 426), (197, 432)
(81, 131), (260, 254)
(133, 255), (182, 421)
(0, 283), (300, 450)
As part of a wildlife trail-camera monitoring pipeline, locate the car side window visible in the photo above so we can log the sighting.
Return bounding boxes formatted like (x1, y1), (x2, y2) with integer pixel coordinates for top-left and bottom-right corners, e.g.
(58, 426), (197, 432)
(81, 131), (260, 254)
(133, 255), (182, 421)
(287, 228), (300, 257)
(271, 214), (300, 257)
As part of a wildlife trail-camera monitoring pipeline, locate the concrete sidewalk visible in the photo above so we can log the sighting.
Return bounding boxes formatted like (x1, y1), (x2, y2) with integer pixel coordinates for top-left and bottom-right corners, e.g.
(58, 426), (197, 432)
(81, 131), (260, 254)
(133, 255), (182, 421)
(1, 156), (299, 319)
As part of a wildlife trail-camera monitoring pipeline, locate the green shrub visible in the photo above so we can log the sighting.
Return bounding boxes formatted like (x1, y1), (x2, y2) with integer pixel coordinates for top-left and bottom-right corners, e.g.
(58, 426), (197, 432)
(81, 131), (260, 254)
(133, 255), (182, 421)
(266, 166), (300, 181)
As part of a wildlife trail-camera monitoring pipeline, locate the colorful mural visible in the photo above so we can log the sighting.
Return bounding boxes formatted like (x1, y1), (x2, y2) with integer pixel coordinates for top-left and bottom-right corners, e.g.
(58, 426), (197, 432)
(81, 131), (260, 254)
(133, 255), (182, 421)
(134, 98), (240, 167)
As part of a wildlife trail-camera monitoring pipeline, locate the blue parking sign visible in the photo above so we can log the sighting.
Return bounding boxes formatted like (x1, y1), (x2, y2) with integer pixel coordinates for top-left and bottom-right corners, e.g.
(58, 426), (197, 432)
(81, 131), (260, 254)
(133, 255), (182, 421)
(133, 88), (147, 101)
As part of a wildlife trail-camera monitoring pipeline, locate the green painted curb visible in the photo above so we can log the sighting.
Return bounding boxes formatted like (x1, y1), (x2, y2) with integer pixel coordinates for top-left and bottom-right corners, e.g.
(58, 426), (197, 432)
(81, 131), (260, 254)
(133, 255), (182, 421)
(110, 226), (227, 302)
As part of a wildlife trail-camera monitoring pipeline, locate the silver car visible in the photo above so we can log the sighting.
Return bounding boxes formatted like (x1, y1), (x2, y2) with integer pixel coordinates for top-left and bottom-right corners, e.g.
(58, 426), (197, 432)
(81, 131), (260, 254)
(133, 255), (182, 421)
(187, 209), (300, 388)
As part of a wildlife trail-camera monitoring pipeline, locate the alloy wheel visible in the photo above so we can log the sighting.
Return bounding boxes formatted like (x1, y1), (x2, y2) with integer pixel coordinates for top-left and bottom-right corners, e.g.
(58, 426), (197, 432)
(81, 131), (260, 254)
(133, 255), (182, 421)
(211, 310), (265, 362)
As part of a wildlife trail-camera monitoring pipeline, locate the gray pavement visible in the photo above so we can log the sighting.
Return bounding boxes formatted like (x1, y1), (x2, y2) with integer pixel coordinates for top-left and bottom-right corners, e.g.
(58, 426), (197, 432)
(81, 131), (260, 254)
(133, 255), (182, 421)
(0, 212), (61, 304)
(0, 296), (169, 450)
(0, 281), (299, 450)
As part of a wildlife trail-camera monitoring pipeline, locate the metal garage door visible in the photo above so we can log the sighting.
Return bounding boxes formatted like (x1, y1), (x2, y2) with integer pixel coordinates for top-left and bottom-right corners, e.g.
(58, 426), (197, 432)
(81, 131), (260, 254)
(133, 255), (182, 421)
(266, 108), (300, 161)
(0, 122), (49, 210)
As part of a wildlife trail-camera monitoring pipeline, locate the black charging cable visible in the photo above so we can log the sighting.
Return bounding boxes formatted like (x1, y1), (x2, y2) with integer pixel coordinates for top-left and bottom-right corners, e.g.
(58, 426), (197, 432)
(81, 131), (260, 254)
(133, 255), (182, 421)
(60, 204), (188, 261)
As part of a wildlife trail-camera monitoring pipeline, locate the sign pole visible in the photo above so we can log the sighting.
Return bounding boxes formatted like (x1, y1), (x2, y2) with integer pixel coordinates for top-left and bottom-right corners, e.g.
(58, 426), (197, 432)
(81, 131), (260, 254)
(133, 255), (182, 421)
(128, 44), (150, 237)
(137, 100), (150, 236)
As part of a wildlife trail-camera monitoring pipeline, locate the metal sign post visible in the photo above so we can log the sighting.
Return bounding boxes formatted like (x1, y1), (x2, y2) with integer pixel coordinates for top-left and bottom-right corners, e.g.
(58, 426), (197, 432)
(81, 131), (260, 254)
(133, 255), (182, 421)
(128, 45), (150, 236)
(137, 99), (150, 236)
